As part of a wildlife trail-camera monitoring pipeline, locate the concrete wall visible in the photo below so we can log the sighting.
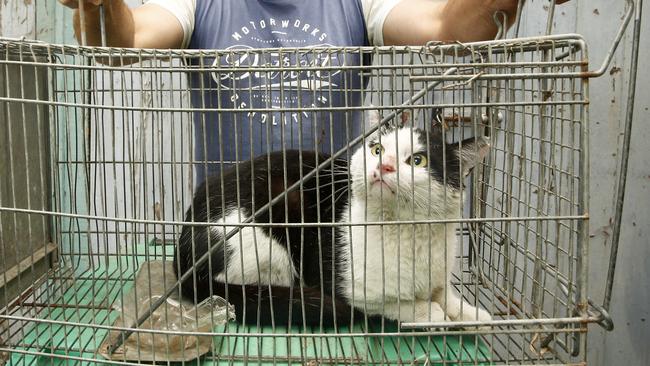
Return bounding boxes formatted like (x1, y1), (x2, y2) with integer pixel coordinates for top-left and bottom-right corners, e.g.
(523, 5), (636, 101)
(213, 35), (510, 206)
(573, 2), (650, 365)
(1, 0), (648, 364)
(513, 1), (649, 364)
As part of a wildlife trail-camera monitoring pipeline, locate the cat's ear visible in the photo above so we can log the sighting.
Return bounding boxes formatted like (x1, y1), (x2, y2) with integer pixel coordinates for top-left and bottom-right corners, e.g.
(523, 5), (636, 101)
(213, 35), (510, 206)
(366, 106), (381, 126)
(431, 108), (446, 138)
(454, 137), (490, 176)
(400, 111), (410, 127)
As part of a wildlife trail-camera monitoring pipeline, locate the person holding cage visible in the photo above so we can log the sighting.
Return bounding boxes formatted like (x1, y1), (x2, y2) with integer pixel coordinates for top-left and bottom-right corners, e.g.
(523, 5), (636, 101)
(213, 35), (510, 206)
(58, 0), (569, 185)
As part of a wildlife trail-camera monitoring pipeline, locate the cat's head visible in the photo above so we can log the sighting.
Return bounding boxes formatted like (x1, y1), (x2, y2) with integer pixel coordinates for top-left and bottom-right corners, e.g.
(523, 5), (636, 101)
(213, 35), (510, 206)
(350, 109), (490, 213)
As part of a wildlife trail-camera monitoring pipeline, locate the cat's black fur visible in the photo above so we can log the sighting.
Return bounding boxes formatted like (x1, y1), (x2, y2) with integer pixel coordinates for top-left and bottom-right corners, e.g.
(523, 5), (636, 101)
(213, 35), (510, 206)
(174, 150), (363, 326)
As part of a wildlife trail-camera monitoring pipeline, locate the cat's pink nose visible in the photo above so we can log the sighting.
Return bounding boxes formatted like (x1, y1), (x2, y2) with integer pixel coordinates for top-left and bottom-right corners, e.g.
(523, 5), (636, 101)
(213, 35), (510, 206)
(379, 164), (396, 174)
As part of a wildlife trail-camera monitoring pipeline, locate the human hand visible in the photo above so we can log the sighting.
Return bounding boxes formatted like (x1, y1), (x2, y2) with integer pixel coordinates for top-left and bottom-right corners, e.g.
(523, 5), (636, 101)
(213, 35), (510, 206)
(492, 0), (572, 7)
(451, 0), (573, 42)
(487, 0), (572, 16)
(483, 0), (572, 29)
(57, 0), (102, 10)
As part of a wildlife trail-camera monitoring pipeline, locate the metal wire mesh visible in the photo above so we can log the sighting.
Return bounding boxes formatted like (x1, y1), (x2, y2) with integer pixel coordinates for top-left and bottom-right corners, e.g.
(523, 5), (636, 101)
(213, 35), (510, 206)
(0, 35), (592, 365)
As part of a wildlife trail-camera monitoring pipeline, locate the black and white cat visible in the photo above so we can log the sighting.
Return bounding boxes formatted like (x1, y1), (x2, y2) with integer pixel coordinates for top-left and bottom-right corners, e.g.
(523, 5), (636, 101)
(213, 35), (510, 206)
(174, 110), (492, 327)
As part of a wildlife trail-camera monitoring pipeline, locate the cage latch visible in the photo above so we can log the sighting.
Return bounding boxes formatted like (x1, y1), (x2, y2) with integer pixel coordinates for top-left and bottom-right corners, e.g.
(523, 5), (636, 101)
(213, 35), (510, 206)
(588, 298), (614, 331)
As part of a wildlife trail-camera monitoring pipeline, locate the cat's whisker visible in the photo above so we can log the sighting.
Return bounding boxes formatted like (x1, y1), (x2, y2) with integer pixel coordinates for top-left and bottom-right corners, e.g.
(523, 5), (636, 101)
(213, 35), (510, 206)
(292, 178), (357, 193)
(302, 166), (351, 175)
(326, 185), (352, 204)
(255, 177), (358, 196)
(312, 177), (358, 184)
(377, 180), (446, 215)
(408, 190), (448, 216)
(308, 185), (351, 208)
(332, 187), (352, 207)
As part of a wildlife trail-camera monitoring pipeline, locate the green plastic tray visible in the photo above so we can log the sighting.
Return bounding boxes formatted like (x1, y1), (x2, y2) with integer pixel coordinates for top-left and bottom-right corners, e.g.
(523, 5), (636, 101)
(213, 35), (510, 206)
(8, 240), (491, 365)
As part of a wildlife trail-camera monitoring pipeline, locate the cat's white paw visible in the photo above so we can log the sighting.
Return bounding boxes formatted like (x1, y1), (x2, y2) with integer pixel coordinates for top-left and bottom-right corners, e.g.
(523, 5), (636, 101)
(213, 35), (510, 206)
(476, 307), (493, 323)
(456, 306), (493, 330)
(411, 301), (449, 323)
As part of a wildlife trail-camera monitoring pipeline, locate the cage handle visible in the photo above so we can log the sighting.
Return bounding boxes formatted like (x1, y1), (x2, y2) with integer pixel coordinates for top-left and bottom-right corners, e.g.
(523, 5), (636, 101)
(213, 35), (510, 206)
(585, 0), (635, 77)
(598, 0), (643, 325)
(516, 0), (634, 77)
(410, 0), (636, 86)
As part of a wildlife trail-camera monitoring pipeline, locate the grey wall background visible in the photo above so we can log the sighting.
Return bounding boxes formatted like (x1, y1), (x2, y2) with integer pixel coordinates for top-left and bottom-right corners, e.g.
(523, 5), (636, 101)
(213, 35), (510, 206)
(0, 0), (648, 364)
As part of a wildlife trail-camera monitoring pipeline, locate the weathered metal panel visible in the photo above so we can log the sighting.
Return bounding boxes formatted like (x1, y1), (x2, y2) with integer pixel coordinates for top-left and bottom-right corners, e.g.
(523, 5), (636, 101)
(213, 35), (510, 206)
(0, 50), (54, 308)
(521, 1), (650, 364)
(0, 0), (36, 40)
(581, 2), (650, 365)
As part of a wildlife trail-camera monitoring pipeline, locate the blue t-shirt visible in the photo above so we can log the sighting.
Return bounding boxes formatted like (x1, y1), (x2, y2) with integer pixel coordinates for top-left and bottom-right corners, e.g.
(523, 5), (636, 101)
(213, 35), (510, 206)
(186, 0), (370, 183)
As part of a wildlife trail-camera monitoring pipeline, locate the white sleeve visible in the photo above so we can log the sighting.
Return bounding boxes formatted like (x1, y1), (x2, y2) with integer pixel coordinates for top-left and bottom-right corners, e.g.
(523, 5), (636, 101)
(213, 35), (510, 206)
(146, 0), (196, 48)
(361, 0), (402, 46)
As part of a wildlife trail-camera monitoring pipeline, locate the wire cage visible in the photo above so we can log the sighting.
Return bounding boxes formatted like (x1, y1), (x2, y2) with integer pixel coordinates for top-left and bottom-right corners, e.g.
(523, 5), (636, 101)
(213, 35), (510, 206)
(0, 1), (639, 365)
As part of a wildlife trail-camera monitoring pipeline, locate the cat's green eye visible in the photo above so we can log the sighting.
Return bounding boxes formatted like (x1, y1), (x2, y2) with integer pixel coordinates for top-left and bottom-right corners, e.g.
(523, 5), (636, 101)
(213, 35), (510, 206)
(370, 143), (384, 157)
(407, 153), (428, 167)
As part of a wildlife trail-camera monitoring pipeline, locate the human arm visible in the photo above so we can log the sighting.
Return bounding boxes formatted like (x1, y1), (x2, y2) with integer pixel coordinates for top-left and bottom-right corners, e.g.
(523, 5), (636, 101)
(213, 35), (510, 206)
(58, 0), (184, 49)
(382, 0), (571, 45)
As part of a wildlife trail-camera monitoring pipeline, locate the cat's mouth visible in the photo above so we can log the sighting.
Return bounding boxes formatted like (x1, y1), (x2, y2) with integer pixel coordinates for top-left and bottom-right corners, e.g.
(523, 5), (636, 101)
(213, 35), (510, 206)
(370, 179), (396, 195)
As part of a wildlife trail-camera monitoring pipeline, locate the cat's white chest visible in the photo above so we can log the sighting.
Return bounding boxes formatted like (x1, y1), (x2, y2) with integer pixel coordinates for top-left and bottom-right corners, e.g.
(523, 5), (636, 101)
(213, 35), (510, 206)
(338, 200), (459, 308)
